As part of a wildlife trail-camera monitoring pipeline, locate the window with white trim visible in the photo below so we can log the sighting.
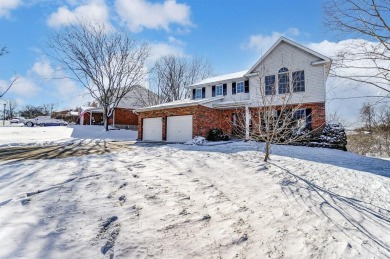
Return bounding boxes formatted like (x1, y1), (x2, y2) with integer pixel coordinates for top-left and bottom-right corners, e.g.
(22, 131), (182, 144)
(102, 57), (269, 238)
(216, 84), (223, 96)
(265, 75), (276, 95)
(278, 67), (290, 94)
(236, 81), (244, 93)
(292, 71), (305, 92)
(195, 88), (202, 99)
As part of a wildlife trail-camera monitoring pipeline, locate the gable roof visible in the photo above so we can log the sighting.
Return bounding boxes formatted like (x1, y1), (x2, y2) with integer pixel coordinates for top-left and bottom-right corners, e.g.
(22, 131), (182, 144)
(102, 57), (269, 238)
(245, 36), (331, 76)
(188, 70), (248, 88)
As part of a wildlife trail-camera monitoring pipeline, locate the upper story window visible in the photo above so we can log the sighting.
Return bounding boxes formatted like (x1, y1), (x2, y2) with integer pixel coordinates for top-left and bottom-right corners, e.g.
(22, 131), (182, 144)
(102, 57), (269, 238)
(278, 67), (290, 94)
(292, 71), (305, 92)
(265, 75), (276, 95)
(195, 88), (203, 99)
(236, 81), (244, 93)
(216, 84), (223, 96)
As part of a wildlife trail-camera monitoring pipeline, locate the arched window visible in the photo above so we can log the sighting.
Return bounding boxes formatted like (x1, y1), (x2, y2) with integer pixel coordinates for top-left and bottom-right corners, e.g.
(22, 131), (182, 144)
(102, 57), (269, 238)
(278, 67), (290, 94)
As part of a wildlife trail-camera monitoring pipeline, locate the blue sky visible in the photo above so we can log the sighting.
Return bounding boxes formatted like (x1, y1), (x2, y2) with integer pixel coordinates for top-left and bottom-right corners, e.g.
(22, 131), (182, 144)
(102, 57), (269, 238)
(0, 0), (384, 124)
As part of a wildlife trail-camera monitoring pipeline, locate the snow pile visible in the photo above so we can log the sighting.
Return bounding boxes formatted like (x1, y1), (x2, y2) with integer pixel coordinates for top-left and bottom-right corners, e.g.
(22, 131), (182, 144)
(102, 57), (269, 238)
(185, 136), (207, 145)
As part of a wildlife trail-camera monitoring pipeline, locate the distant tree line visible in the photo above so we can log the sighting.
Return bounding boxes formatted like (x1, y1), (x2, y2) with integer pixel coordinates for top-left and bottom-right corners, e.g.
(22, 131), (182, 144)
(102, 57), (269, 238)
(347, 103), (390, 157)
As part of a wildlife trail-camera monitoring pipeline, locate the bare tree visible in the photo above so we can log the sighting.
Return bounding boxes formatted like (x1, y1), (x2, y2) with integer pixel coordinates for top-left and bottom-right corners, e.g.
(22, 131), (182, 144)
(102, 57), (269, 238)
(42, 103), (57, 116)
(327, 110), (350, 128)
(0, 46), (19, 98)
(19, 105), (46, 119)
(233, 66), (320, 162)
(148, 55), (214, 104)
(349, 103), (390, 157)
(6, 100), (18, 119)
(47, 22), (149, 131)
(324, 0), (390, 93)
(360, 102), (375, 132)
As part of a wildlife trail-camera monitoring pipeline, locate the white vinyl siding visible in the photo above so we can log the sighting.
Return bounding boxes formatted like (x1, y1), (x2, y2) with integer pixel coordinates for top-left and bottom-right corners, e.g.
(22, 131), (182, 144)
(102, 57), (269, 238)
(249, 41), (326, 106)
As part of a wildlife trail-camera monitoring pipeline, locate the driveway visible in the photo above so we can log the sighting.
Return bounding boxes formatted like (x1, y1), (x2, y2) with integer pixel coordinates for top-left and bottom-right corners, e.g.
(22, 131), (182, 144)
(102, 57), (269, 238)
(0, 141), (134, 162)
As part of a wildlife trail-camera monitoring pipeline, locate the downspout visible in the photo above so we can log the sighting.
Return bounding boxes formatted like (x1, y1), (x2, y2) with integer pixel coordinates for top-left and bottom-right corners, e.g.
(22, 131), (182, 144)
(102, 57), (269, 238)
(323, 64), (326, 123)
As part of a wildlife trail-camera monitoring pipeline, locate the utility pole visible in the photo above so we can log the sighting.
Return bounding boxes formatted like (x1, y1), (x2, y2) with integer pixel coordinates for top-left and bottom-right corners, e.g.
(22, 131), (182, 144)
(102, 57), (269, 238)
(3, 103), (6, 126)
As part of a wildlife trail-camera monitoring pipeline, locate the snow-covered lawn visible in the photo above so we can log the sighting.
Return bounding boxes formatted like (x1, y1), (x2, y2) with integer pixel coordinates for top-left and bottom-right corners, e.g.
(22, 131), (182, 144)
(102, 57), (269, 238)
(0, 125), (137, 147)
(1, 139), (390, 258)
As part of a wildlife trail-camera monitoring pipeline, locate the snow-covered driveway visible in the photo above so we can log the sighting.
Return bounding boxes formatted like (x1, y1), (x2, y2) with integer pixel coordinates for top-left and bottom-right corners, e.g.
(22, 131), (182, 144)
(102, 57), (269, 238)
(0, 142), (390, 258)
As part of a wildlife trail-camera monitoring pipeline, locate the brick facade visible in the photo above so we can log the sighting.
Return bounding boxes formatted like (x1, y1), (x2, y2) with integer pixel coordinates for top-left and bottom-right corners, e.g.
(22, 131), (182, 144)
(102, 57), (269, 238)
(108, 108), (138, 126)
(137, 102), (326, 140)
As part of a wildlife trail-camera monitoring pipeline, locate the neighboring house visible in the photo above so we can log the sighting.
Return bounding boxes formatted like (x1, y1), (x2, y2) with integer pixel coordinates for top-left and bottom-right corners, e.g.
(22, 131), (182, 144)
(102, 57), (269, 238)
(80, 86), (155, 128)
(136, 37), (331, 142)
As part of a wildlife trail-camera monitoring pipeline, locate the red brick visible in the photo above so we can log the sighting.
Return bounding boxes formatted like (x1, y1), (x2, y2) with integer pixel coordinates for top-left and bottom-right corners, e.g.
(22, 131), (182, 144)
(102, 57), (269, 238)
(137, 102), (326, 140)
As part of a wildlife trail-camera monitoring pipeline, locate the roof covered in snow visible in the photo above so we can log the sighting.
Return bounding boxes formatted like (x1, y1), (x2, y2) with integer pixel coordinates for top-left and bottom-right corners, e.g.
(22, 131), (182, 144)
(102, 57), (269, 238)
(188, 70), (249, 88)
(135, 96), (224, 112)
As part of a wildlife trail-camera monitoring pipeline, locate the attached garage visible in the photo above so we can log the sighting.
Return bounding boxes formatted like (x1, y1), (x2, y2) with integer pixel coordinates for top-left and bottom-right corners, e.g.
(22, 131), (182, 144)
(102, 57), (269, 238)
(142, 117), (162, 141)
(166, 115), (193, 142)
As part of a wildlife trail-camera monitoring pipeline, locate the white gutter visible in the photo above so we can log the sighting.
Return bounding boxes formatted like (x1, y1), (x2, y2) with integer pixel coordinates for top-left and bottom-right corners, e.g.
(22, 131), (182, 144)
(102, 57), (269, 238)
(187, 76), (248, 89)
(136, 96), (224, 112)
(311, 60), (331, 66)
(213, 100), (251, 109)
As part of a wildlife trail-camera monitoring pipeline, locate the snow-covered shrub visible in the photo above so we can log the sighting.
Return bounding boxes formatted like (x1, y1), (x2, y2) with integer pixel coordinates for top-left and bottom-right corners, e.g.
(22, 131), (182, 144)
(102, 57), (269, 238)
(185, 136), (207, 145)
(207, 128), (230, 141)
(319, 121), (347, 150)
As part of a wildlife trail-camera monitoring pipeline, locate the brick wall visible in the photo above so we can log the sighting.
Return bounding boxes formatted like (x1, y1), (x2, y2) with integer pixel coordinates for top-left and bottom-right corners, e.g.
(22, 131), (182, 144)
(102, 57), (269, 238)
(248, 102), (325, 134)
(138, 106), (198, 140)
(137, 102), (325, 140)
(108, 108), (138, 126)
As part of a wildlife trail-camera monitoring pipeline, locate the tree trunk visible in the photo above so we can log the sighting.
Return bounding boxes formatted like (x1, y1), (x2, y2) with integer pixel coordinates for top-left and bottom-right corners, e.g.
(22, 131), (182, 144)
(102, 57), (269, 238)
(264, 141), (270, 162)
(103, 106), (109, 131)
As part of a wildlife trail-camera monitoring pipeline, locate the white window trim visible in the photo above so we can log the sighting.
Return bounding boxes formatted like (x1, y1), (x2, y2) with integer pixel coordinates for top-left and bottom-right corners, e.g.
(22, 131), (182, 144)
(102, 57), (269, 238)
(265, 75), (276, 95)
(236, 81), (244, 93)
(195, 88), (202, 99)
(278, 70), (290, 95)
(216, 84), (223, 96)
(292, 70), (305, 92)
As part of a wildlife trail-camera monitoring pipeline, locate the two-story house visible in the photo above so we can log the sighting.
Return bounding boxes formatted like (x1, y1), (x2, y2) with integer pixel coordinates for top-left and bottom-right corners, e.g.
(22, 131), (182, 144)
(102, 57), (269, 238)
(136, 37), (331, 142)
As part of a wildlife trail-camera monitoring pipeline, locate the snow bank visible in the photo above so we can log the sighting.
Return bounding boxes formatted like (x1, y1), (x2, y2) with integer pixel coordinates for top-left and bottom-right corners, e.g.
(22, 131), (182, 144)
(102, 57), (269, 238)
(0, 125), (137, 148)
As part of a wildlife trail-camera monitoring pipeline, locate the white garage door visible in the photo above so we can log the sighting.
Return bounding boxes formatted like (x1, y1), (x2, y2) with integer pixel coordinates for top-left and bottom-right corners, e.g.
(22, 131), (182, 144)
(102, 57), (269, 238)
(143, 117), (162, 141)
(167, 115), (193, 142)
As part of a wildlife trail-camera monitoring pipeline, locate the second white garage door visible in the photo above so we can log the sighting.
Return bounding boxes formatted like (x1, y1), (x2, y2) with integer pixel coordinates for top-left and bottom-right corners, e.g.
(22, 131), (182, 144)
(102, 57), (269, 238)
(143, 117), (162, 141)
(166, 115), (193, 142)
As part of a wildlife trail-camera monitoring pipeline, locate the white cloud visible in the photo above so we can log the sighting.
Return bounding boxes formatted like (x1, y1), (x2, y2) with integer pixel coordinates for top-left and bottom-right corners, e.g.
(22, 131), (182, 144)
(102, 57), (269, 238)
(306, 39), (389, 126)
(148, 41), (186, 64)
(115, 0), (192, 32)
(241, 28), (301, 53)
(47, 0), (111, 29)
(168, 36), (185, 46)
(30, 59), (55, 78)
(0, 0), (22, 18)
(0, 76), (41, 98)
